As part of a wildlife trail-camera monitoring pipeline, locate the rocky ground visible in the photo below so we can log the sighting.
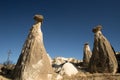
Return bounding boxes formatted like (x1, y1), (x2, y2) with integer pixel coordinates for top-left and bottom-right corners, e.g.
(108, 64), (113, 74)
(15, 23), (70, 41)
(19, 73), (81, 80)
(0, 73), (120, 80)
(62, 73), (120, 80)
(0, 56), (120, 80)
(51, 57), (120, 80)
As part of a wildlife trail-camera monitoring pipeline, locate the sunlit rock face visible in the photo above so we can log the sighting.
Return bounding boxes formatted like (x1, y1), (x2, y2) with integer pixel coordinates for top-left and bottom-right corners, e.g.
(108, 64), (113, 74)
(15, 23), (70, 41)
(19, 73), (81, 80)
(52, 57), (81, 78)
(52, 57), (82, 72)
(89, 25), (118, 74)
(60, 62), (78, 76)
(12, 15), (53, 80)
(83, 43), (92, 67)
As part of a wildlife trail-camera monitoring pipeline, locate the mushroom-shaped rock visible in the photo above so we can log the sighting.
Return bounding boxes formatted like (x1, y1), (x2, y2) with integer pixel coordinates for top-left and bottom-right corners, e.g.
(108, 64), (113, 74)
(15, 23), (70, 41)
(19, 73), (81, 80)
(92, 25), (102, 33)
(88, 25), (118, 74)
(12, 15), (53, 80)
(34, 14), (44, 22)
(83, 43), (92, 67)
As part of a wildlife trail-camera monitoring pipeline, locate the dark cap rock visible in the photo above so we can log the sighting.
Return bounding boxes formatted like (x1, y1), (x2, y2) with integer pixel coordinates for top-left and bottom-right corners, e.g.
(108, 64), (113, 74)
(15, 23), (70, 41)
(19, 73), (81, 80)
(89, 25), (118, 74)
(84, 42), (89, 45)
(92, 25), (102, 33)
(34, 14), (44, 22)
(12, 14), (53, 80)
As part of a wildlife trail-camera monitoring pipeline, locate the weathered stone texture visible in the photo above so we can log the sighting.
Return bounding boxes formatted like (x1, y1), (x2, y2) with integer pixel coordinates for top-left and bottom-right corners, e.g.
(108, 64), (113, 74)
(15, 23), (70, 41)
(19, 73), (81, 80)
(12, 14), (53, 80)
(89, 25), (118, 74)
(83, 43), (92, 67)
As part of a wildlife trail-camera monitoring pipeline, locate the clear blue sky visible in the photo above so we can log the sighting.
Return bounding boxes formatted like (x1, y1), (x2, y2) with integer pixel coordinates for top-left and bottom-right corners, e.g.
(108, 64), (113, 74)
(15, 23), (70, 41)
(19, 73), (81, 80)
(0, 0), (120, 63)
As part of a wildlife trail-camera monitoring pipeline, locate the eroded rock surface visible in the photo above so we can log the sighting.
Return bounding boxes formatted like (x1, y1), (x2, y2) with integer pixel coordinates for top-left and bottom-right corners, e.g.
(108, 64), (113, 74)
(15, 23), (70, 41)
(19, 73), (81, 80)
(89, 25), (118, 74)
(12, 14), (53, 80)
(60, 62), (78, 76)
(83, 43), (92, 67)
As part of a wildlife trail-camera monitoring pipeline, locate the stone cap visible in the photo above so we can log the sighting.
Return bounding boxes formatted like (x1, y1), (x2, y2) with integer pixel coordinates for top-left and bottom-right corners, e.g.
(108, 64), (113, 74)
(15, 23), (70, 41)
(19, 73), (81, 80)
(34, 14), (44, 22)
(84, 42), (89, 45)
(92, 25), (102, 33)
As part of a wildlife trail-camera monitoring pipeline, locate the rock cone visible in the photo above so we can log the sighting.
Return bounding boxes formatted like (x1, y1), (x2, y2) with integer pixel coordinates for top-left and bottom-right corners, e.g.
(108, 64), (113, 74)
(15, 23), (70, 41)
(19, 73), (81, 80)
(88, 25), (118, 74)
(12, 14), (53, 80)
(83, 43), (92, 67)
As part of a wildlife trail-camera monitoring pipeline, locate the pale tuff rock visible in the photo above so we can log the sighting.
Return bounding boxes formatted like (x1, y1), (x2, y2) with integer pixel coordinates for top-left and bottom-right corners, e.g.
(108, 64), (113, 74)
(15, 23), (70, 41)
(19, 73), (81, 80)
(52, 57), (82, 65)
(56, 74), (63, 80)
(52, 57), (81, 76)
(12, 14), (53, 80)
(53, 57), (68, 65)
(47, 53), (53, 65)
(89, 25), (118, 74)
(60, 62), (78, 76)
(83, 43), (92, 67)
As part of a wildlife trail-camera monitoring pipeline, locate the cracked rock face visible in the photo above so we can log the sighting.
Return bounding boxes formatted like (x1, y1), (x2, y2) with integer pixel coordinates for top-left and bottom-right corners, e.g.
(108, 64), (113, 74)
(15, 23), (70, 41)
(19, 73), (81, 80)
(12, 15), (53, 80)
(88, 25), (118, 74)
(83, 43), (92, 67)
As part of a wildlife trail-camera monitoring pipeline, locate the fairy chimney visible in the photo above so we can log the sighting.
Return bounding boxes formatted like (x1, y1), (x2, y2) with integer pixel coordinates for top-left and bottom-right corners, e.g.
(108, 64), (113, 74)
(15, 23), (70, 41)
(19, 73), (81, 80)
(88, 25), (118, 74)
(12, 14), (53, 80)
(83, 43), (92, 67)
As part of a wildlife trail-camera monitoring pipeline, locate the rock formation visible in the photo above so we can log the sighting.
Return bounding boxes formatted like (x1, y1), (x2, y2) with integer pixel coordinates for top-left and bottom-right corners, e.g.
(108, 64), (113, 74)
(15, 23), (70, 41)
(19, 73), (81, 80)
(83, 43), (92, 67)
(12, 14), (53, 80)
(88, 25), (118, 74)
(52, 57), (82, 72)
(52, 57), (82, 65)
(116, 52), (120, 72)
(60, 62), (78, 76)
(52, 57), (81, 78)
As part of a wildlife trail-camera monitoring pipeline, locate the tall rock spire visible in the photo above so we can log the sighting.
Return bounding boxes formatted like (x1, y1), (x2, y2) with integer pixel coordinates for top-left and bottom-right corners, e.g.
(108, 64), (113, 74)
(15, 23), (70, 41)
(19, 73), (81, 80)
(12, 14), (53, 80)
(83, 43), (92, 67)
(88, 25), (118, 74)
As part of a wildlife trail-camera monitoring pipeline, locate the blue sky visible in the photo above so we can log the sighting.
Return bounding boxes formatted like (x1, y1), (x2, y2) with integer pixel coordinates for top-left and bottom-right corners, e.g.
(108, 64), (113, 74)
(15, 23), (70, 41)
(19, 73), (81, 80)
(0, 0), (120, 63)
